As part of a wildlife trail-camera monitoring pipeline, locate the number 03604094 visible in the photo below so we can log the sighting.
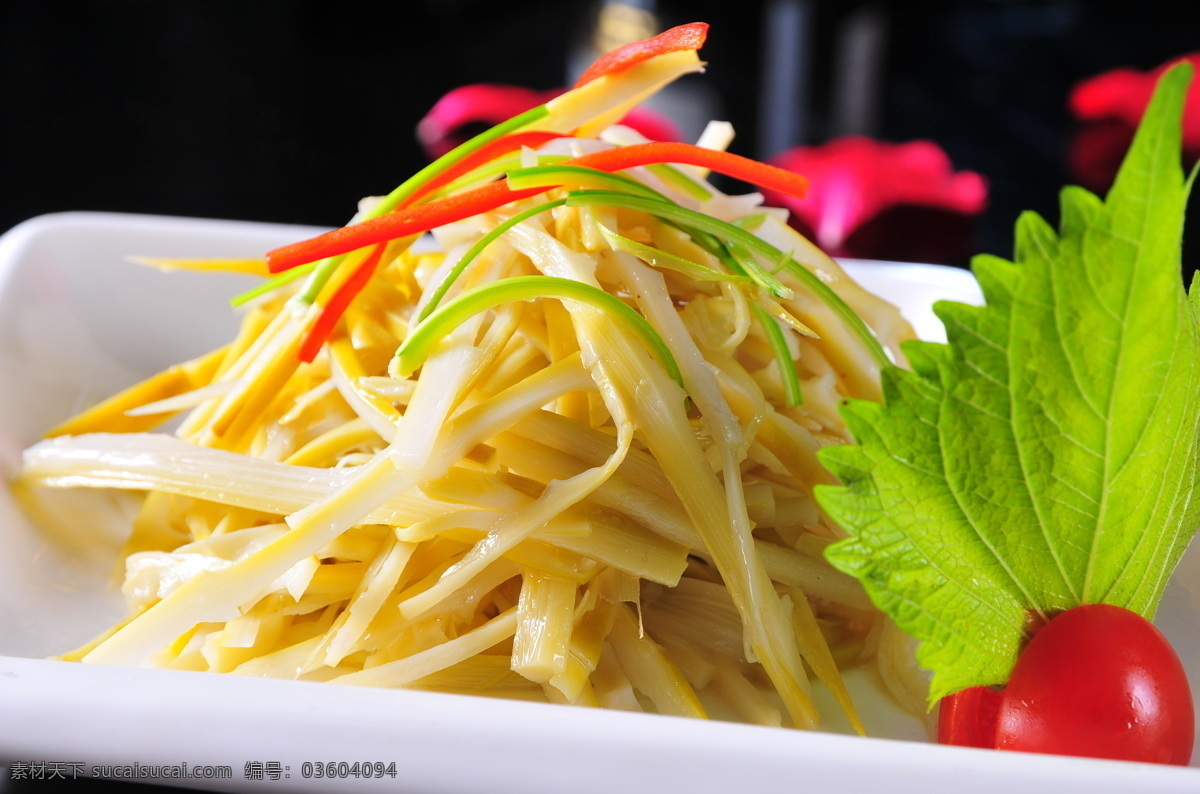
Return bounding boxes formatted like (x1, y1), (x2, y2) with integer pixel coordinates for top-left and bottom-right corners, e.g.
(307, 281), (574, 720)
(300, 761), (398, 779)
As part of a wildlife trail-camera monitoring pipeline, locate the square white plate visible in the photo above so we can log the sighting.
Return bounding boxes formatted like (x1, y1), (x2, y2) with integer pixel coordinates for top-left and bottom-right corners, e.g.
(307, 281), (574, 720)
(1, 212), (1197, 792)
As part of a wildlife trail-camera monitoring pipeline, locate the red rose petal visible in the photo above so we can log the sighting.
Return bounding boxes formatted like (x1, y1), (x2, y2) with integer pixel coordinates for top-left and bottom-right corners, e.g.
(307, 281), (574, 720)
(416, 84), (562, 159)
(1068, 54), (1200, 189)
(1069, 54), (1200, 151)
(764, 136), (986, 262)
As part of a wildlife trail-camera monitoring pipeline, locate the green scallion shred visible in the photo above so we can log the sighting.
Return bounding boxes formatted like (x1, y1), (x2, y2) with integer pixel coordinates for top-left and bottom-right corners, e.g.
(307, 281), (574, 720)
(397, 275), (685, 390)
(230, 263), (316, 308)
(418, 198), (569, 322)
(298, 104), (553, 304)
(750, 303), (803, 407)
(506, 164), (665, 200)
(379, 104), (551, 215)
(567, 191), (789, 298)
(733, 213), (769, 231)
(595, 221), (747, 284)
(564, 190), (889, 367)
(421, 165), (684, 321)
(433, 153), (570, 199)
(645, 162), (713, 201)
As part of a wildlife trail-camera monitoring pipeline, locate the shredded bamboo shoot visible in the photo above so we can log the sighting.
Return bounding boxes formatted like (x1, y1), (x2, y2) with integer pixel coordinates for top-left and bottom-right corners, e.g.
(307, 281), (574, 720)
(13, 36), (924, 736)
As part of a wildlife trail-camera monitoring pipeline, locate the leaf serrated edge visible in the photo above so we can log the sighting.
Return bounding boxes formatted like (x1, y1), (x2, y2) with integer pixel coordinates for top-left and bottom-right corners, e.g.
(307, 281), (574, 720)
(819, 62), (1199, 702)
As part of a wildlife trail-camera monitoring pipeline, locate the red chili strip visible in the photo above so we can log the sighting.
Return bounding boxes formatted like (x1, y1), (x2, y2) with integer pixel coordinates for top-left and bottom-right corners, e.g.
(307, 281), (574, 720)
(398, 130), (568, 209)
(573, 23), (709, 88)
(266, 141), (808, 274)
(267, 181), (544, 274)
(297, 244), (387, 363)
(566, 142), (810, 198)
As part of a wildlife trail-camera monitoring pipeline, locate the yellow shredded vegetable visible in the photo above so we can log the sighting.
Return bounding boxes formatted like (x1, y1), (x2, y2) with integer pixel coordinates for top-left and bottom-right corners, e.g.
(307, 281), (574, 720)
(14, 35), (927, 735)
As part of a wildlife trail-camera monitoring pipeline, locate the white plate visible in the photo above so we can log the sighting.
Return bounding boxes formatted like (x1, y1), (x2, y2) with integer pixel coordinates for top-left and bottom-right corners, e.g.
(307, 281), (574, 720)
(0, 212), (1196, 792)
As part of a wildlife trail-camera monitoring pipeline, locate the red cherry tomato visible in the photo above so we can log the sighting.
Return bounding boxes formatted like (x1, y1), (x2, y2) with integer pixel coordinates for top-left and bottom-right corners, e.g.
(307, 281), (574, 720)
(938, 685), (1003, 748)
(996, 604), (1193, 765)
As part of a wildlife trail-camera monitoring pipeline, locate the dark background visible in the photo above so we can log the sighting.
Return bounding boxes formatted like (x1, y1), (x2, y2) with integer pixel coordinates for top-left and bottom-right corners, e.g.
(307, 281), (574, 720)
(0, 2), (1198, 792)
(2, 0), (1198, 273)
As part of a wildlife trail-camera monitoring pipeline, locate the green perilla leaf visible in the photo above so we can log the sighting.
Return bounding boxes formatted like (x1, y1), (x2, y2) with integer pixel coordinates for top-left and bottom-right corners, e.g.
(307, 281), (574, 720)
(816, 63), (1200, 704)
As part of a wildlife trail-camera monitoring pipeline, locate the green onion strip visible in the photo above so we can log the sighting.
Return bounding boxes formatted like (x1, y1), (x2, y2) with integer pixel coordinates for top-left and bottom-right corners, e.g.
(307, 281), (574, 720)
(595, 222), (746, 284)
(750, 303), (804, 407)
(431, 153), (570, 200)
(421, 165), (686, 321)
(565, 191), (890, 367)
(230, 263), (316, 308)
(299, 105), (553, 304)
(397, 275), (685, 390)
(645, 162), (713, 201)
(506, 164), (667, 200)
(418, 199), (568, 322)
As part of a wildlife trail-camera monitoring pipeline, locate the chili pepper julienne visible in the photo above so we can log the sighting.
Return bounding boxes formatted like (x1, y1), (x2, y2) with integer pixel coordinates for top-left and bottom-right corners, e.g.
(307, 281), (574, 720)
(573, 22), (709, 88)
(297, 243), (388, 363)
(265, 143), (811, 273)
(396, 130), (569, 210)
(275, 140), (815, 360)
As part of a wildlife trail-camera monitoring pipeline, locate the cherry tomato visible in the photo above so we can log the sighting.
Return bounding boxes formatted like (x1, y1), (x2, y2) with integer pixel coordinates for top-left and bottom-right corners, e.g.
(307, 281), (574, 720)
(937, 605), (1194, 764)
(995, 604), (1193, 765)
(938, 685), (1003, 748)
